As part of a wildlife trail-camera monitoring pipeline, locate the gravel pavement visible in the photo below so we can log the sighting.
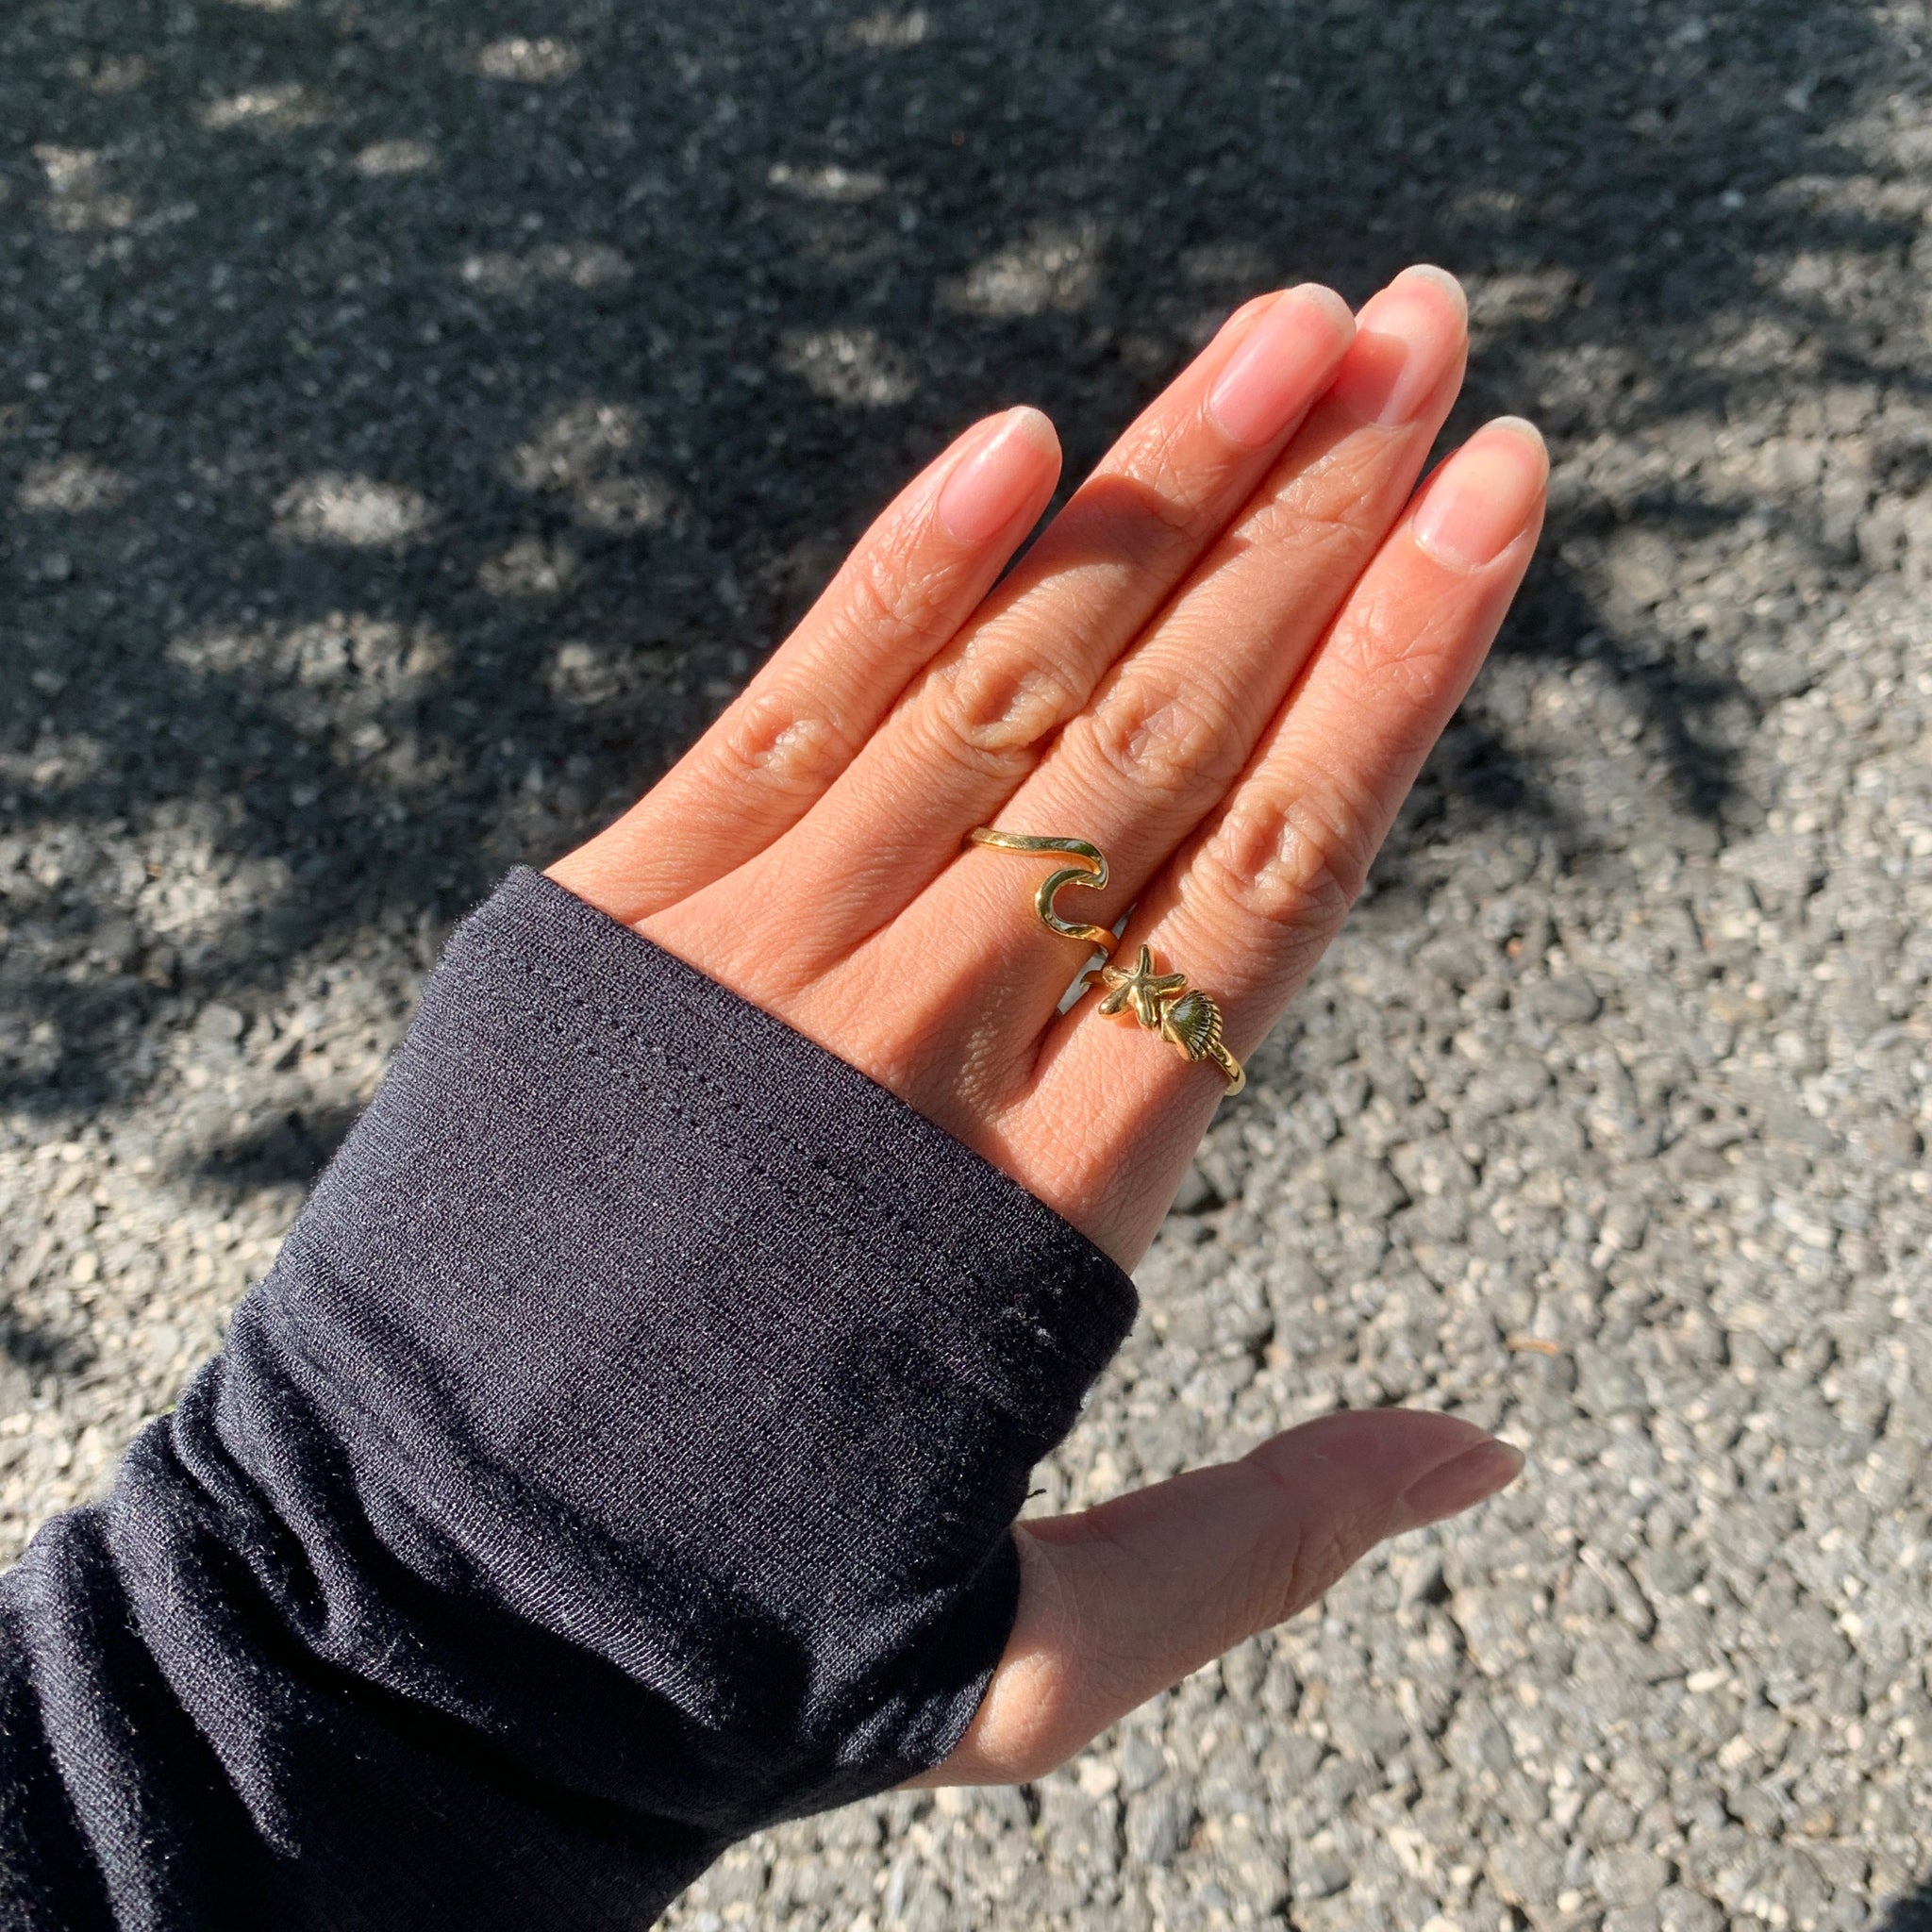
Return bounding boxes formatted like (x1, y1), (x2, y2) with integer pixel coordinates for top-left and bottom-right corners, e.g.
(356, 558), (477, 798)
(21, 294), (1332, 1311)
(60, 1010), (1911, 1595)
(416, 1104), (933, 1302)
(6, 2), (1932, 1927)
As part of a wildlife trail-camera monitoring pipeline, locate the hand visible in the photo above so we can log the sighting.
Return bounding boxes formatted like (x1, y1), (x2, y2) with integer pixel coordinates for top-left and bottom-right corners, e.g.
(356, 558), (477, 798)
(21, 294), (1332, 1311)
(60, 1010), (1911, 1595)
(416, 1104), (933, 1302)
(551, 265), (1540, 1783)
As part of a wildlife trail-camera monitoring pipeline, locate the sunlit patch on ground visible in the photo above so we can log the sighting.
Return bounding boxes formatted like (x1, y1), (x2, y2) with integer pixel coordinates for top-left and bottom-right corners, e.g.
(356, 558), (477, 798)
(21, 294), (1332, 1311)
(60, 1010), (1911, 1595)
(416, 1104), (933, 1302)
(779, 325), (917, 407)
(834, 8), (930, 51)
(272, 475), (435, 548)
(18, 457), (127, 515)
(33, 145), (135, 231)
(767, 160), (889, 202)
(196, 84), (334, 133)
(474, 37), (582, 84)
(353, 138), (438, 177)
(943, 218), (1107, 319)
(458, 242), (631, 293)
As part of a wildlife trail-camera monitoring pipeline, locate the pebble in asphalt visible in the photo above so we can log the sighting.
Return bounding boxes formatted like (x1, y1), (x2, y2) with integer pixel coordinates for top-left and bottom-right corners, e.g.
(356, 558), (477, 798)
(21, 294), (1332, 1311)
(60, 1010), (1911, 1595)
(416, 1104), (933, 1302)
(4, 2), (1931, 1928)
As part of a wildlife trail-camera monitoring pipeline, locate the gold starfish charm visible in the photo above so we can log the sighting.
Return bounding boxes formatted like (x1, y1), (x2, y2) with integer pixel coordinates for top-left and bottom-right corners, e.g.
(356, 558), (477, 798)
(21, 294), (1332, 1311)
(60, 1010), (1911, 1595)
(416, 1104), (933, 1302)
(1098, 945), (1246, 1095)
(1097, 946), (1187, 1027)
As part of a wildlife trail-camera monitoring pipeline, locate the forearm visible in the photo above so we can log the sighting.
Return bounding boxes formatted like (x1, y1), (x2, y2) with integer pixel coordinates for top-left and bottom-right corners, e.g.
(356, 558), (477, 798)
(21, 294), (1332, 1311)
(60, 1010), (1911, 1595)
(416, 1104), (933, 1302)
(0, 871), (1135, 1929)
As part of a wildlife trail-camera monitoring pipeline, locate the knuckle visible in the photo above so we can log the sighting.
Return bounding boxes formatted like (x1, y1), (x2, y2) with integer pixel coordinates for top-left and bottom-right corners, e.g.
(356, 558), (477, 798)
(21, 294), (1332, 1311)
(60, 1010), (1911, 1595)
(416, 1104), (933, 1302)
(1078, 679), (1235, 808)
(1236, 449), (1385, 563)
(1330, 582), (1468, 706)
(716, 687), (858, 799)
(1233, 1519), (1305, 1635)
(923, 637), (1086, 779)
(1233, 1462), (1357, 1629)
(833, 531), (964, 651)
(1199, 788), (1377, 937)
(1048, 470), (1205, 596)
(1237, 491), (1367, 573)
(1117, 415), (1218, 539)
(1252, 1520), (1351, 1627)
(973, 1533), (1089, 1785)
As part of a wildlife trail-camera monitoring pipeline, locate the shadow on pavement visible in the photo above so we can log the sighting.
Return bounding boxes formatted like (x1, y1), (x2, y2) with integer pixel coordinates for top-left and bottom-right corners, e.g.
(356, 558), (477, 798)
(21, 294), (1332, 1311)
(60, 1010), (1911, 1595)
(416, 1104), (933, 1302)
(1885, 1882), (1932, 1930)
(0, 2), (1907, 1111)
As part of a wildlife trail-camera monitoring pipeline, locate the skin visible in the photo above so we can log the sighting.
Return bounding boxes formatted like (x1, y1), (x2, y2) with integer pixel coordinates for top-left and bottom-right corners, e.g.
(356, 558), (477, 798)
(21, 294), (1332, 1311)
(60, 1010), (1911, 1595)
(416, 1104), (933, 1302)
(550, 265), (1546, 1787)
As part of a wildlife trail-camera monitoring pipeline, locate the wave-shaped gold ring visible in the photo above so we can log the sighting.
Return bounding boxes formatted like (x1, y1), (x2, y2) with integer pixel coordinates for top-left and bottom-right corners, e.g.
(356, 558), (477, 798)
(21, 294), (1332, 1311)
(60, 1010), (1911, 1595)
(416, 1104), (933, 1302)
(966, 827), (1115, 948)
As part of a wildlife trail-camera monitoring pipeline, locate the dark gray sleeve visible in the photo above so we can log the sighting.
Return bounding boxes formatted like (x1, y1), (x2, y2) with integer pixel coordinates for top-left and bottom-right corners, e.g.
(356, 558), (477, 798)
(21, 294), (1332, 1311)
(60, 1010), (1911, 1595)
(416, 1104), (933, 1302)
(0, 868), (1137, 1931)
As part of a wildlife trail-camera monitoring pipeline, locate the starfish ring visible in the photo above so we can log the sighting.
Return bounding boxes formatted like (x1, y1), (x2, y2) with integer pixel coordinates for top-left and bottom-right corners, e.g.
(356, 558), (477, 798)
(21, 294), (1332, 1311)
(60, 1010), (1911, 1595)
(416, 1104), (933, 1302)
(1097, 945), (1245, 1094)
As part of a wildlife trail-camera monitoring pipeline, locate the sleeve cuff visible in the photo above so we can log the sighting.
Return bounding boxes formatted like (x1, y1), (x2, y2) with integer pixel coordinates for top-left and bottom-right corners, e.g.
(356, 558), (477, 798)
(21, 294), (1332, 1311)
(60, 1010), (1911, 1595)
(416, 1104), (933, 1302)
(217, 866), (1137, 1824)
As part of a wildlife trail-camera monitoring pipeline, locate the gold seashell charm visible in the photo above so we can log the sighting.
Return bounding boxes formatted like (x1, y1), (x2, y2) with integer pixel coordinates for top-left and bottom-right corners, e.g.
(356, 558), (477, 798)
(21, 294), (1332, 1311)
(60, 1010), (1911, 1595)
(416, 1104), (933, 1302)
(1159, 988), (1224, 1062)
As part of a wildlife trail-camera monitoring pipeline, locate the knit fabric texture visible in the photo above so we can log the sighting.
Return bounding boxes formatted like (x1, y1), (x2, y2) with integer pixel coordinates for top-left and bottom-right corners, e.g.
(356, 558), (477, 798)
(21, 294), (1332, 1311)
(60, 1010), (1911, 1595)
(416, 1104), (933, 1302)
(0, 869), (1138, 1929)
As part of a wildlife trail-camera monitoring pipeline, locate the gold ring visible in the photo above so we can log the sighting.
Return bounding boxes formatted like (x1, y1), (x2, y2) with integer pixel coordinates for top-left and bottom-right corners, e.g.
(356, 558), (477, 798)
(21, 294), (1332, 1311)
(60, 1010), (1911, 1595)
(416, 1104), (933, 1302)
(965, 827), (1116, 947)
(968, 827), (1246, 1096)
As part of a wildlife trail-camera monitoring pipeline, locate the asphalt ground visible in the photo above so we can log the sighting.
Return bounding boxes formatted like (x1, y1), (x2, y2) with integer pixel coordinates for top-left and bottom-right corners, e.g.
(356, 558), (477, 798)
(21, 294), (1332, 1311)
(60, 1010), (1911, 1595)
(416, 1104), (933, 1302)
(5, 2), (1932, 1927)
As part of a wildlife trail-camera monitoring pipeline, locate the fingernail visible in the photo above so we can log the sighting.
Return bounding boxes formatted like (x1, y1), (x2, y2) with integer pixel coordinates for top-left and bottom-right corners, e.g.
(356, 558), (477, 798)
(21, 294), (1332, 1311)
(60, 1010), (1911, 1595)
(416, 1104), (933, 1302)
(1325, 263), (1467, 427)
(1411, 418), (1549, 570)
(937, 406), (1060, 543)
(1206, 284), (1355, 449)
(1395, 1437), (1524, 1531)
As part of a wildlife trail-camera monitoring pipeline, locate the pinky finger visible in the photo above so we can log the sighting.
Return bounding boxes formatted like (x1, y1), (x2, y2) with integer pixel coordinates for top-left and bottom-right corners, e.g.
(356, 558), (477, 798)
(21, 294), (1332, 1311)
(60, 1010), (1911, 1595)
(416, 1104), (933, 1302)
(1024, 417), (1548, 1264)
(551, 406), (1062, 924)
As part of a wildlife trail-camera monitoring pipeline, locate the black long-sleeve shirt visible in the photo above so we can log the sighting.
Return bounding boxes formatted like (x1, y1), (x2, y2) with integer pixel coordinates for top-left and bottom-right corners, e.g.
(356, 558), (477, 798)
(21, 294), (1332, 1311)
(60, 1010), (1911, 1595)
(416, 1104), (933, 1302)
(0, 870), (1138, 1928)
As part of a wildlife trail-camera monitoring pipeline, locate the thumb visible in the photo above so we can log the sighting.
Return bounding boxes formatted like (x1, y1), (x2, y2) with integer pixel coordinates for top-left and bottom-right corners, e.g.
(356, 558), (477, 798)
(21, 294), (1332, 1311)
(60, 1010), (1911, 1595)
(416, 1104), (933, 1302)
(914, 1409), (1523, 1787)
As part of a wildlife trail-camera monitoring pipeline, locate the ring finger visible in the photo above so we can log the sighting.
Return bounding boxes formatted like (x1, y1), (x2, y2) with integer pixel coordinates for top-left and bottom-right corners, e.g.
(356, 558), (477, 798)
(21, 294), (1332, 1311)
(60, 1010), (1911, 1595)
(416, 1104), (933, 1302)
(1027, 416), (1550, 1258)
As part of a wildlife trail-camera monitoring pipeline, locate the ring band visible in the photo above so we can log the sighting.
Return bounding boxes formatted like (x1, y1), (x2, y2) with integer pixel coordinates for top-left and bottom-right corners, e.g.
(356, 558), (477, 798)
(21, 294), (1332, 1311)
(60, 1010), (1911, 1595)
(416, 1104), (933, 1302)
(965, 827), (1116, 948)
(968, 826), (1246, 1096)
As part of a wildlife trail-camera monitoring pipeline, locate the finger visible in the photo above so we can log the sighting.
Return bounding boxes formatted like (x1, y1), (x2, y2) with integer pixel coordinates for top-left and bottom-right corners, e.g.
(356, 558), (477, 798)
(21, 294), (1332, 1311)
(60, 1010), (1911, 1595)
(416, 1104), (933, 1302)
(645, 284), (1358, 989)
(550, 406), (1062, 924)
(893, 265), (1471, 1063)
(911, 1410), (1524, 1787)
(1029, 417), (1548, 1260)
